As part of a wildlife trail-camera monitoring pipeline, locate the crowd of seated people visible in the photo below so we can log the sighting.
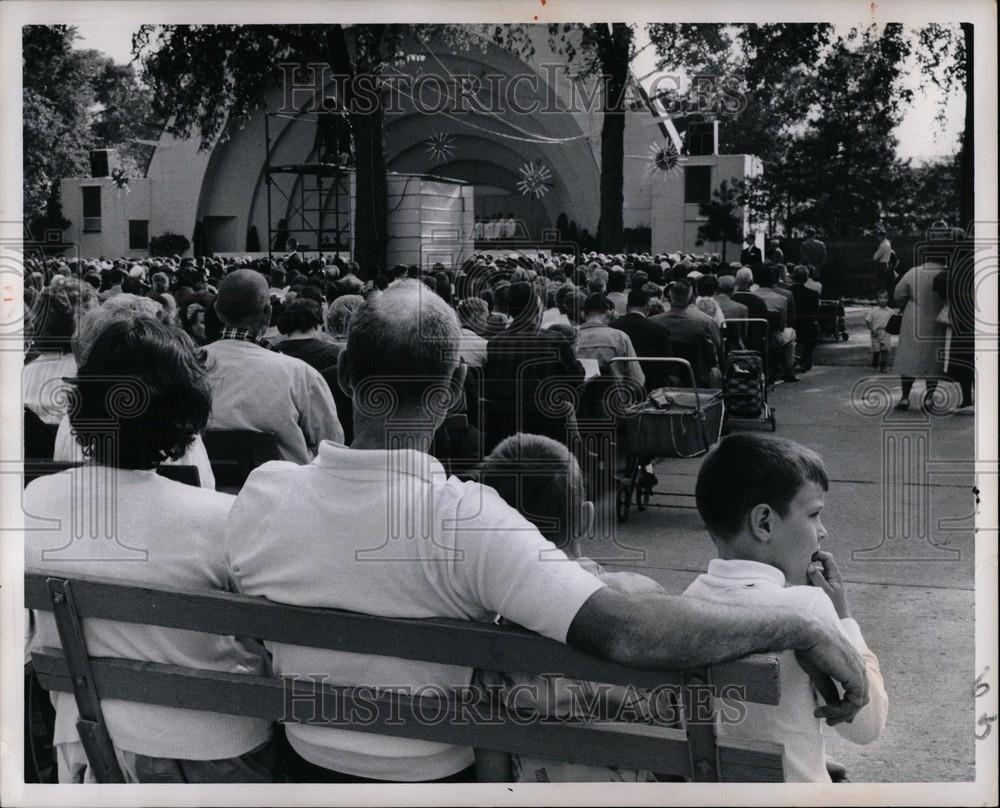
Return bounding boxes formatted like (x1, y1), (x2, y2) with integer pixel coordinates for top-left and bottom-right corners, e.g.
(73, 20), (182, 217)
(21, 247), (872, 786)
(22, 248), (832, 476)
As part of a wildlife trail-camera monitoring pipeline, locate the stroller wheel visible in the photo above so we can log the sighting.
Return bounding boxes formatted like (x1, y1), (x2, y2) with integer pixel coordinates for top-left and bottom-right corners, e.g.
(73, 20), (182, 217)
(840, 332), (849, 342)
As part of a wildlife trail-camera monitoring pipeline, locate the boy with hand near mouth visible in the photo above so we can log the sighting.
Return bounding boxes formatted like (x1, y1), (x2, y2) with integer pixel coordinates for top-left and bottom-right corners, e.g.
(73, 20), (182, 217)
(684, 433), (888, 782)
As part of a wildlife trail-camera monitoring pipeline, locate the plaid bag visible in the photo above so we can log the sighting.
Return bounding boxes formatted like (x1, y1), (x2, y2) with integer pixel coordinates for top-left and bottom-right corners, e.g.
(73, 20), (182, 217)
(723, 350), (764, 417)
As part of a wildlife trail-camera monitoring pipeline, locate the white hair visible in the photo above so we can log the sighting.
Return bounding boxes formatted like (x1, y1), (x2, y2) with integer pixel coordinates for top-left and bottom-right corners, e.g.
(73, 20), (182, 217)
(72, 294), (163, 364)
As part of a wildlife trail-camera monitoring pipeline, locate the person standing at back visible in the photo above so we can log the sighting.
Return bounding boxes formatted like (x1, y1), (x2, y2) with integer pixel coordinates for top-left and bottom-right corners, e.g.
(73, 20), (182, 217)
(740, 234), (762, 268)
(873, 228), (894, 297)
(800, 230), (827, 283)
(789, 265), (821, 373)
(892, 251), (947, 413)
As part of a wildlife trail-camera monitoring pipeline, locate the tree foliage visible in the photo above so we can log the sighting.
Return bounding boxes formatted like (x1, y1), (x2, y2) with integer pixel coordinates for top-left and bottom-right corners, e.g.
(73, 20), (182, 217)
(647, 22), (968, 237)
(23, 25), (153, 235)
(883, 156), (961, 236)
(696, 180), (742, 261)
(149, 231), (190, 256)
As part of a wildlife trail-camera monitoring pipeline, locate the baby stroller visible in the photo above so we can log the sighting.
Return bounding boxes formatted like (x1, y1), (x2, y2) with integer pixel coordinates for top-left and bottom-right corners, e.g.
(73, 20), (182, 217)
(720, 318), (776, 432)
(609, 357), (725, 523)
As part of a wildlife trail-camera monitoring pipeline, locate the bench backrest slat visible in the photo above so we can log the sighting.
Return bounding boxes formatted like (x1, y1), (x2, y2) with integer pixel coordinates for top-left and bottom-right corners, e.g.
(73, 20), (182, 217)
(25, 571), (780, 704)
(31, 650), (784, 781)
(26, 572), (787, 782)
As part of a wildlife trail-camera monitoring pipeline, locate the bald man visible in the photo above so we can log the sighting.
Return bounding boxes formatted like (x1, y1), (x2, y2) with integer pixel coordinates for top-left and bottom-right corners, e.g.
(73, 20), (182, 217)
(203, 269), (343, 463)
(223, 280), (870, 783)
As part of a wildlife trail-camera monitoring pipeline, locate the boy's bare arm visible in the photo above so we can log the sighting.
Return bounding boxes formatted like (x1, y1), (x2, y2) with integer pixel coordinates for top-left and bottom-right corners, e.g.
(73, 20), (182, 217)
(567, 588), (869, 722)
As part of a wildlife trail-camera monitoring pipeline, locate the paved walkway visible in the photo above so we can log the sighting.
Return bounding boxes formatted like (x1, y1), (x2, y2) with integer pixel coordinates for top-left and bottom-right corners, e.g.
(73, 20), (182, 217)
(592, 313), (976, 782)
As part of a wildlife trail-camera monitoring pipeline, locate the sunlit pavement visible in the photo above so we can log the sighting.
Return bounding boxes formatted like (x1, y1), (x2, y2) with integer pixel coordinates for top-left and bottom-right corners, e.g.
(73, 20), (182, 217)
(587, 311), (977, 782)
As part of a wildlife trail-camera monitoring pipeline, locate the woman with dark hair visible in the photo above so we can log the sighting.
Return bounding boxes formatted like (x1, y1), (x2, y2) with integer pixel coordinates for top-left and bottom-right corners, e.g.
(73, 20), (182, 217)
(24, 317), (274, 783)
(51, 296), (216, 488)
(274, 298), (343, 371)
(274, 298), (352, 442)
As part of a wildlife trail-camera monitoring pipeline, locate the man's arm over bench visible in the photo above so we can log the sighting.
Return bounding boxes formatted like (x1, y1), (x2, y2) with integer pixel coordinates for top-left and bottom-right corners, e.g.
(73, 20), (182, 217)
(567, 588), (869, 724)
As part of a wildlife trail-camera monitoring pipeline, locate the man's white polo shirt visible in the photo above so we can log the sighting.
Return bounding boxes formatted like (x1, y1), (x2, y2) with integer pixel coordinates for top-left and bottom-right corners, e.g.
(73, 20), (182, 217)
(224, 440), (606, 781)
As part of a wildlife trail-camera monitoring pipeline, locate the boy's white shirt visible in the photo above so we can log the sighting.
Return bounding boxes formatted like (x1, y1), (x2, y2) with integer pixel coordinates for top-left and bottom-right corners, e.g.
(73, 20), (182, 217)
(683, 558), (888, 782)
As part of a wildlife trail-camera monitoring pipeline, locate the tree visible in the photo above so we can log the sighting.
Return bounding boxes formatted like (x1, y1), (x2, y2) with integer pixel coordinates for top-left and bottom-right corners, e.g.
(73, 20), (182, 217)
(695, 180), (742, 261)
(800, 25), (911, 236)
(647, 23), (966, 238)
(487, 23), (635, 253)
(913, 22), (972, 231)
(89, 60), (157, 178)
(23, 25), (155, 237)
(551, 24), (634, 253)
(23, 26), (97, 234)
(149, 232), (190, 256)
(883, 156), (961, 235)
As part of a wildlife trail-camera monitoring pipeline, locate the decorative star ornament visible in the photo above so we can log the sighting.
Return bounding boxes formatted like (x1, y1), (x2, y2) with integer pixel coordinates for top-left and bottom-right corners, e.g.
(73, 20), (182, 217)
(425, 132), (456, 165)
(516, 161), (552, 199)
(111, 166), (131, 196)
(648, 140), (686, 179)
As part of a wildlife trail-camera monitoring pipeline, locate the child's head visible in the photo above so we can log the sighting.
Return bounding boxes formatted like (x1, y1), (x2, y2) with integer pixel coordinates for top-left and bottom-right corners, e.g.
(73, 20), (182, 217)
(695, 434), (829, 584)
(876, 290), (890, 308)
(480, 434), (592, 557)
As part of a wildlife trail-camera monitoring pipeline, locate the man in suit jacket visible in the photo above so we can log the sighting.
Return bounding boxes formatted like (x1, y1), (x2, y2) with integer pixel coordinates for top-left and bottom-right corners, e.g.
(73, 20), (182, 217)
(740, 234), (762, 268)
(801, 230), (827, 281)
(649, 279), (720, 387)
(609, 288), (673, 390)
(789, 265), (821, 372)
(484, 282), (584, 453)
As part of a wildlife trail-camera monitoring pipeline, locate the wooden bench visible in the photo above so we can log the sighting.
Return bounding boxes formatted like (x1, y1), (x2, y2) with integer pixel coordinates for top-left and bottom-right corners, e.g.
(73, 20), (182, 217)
(23, 462), (201, 489)
(25, 571), (785, 784)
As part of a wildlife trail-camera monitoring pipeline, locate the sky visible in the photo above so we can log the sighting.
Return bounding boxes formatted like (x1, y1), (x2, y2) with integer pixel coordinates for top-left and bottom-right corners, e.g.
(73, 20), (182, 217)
(71, 22), (964, 164)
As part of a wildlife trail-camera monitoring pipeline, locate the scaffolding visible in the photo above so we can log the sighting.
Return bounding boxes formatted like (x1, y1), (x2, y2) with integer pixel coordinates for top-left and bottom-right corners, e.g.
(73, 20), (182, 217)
(264, 111), (352, 260)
